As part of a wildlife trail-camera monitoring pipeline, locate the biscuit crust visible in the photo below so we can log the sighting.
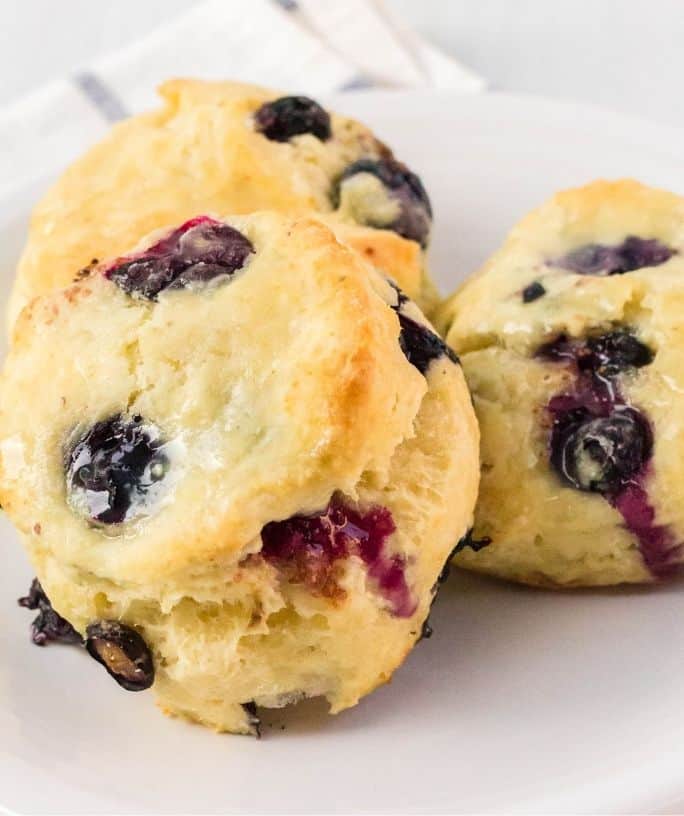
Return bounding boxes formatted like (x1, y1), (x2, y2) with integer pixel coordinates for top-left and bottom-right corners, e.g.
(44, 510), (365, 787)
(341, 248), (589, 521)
(9, 79), (438, 329)
(2, 213), (477, 732)
(436, 180), (684, 587)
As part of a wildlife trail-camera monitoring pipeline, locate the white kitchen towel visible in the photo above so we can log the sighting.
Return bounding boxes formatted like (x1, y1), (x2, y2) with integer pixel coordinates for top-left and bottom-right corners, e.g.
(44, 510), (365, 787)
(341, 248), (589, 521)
(0, 0), (484, 203)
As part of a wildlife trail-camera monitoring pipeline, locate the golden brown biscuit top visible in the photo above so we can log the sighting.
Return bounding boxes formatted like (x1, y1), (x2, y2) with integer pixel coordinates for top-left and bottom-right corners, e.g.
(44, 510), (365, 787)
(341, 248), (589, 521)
(0, 213), (439, 584)
(10, 78), (435, 325)
(436, 179), (684, 354)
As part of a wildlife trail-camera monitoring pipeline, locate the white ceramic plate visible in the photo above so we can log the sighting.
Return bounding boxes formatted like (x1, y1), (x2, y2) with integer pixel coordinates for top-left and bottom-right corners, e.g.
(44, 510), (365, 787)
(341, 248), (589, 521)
(1, 91), (684, 815)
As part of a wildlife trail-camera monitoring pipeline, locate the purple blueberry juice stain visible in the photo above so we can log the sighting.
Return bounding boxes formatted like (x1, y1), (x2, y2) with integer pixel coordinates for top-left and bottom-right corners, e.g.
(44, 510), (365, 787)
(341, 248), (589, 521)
(18, 579), (83, 646)
(260, 497), (417, 617)
(613, 482), (681, 578)
(107, 216), (254, 300)
(553, 236), (674, 276)
(538, 330), (681, 576)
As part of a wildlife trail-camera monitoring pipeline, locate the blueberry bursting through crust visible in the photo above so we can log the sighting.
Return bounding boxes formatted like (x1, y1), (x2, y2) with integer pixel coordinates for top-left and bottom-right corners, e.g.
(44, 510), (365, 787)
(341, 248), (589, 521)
(85, 621), (155, 691)
(388, 284), (459, 375)
(539, 329), (681, 577)
(550, 407), (652, 495)
(335, 158), (433, 247)
(18, 579), (83, 646)
(17, 582), (155, 693)
(107, 216), (254, 300)
(253, 95), (332, 142)
(522, 281), (546, 303)
(242, 702), (261, 738)
(539, 330), (654, 498)
(397, 313), (460, 374)
(66, 413), (170, 526)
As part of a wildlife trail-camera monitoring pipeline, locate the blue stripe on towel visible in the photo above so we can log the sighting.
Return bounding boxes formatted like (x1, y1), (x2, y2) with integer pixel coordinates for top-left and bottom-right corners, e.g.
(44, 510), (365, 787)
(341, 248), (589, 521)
(338, 75), (376, 92)
(73, 72), (128, 122)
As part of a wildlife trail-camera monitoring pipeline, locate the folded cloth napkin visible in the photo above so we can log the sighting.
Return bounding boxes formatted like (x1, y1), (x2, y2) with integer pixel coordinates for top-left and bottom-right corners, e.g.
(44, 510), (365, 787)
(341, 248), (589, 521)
(0, 0), (484, 204)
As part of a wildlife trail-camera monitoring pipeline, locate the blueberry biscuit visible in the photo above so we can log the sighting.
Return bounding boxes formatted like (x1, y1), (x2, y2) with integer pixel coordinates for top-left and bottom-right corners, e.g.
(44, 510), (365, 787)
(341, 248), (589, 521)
(1, 212), (478, 733)
(9, 79), (437, 328)
(435, 180), (684, 586)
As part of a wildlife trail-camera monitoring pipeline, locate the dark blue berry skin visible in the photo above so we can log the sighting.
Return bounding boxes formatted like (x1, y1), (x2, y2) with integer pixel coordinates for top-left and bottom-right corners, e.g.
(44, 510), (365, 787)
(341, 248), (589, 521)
(386, 284), (459, 374)
(254, 96), (331, 142)
(537, 330), (654, 379)
(242, 702), (261, 738)
(85, 621), (154, 691)
(397, 313), (459, 374)
(337, 158), (433, 247)
(555, 236), (673, 276)
(18, 579), (82, 647)
(549, 405), (652, 496)
(582, 332), (654, 378)
(450, 528), (492, 559)
(541, 329), (655, 495)
(522, 281), (546, 303)
(107, 216), (253, 300)
(66, 414), (169, 525)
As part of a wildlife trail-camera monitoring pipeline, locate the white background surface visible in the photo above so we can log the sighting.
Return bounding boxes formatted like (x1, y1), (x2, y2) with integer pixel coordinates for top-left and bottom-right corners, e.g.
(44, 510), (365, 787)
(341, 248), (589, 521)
(1, 0), (684, 128)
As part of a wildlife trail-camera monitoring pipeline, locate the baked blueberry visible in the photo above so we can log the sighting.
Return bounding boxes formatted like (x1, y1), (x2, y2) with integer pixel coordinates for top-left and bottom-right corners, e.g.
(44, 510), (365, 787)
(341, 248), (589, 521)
(398, 313), (459, 374)
(419, 619), (434, 640)
(555, 236), (673, 276)
(66, 414), (170, 525)
(18, 578), (82, 646)
(335, 158), (432, 247)
(261, 497), (416, 616)
(387, 284), (458, 371)
(522, 281), (546, 303)
(85, 620), (154, 691)
(550, 407), (652, 495)
(538, 330), (654, 378)
(241, 702), (261, 737)
(541, 324), (663, 569)
(450, 528), (492, 559)
(582, 331), (654, 378)
(253, 95), (331, 142)
(107, 216), (253, 300)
